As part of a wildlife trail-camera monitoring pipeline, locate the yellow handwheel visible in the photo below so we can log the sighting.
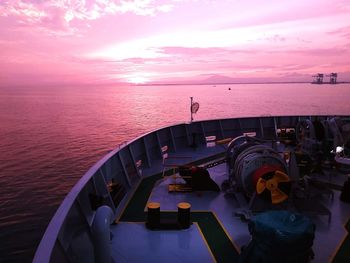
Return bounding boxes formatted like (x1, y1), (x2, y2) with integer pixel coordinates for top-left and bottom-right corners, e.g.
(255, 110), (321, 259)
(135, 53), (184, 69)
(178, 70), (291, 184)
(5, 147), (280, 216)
(256, 170), (290, 204)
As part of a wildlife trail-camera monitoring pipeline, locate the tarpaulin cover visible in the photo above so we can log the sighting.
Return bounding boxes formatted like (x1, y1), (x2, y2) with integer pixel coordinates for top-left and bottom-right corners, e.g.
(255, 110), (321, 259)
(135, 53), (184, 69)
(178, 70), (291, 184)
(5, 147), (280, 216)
(239, 210), (315, 263)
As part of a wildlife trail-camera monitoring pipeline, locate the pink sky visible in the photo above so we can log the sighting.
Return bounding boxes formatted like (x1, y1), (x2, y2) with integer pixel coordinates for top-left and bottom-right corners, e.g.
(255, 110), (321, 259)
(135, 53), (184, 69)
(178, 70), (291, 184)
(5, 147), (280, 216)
(0, 0), (350, 85)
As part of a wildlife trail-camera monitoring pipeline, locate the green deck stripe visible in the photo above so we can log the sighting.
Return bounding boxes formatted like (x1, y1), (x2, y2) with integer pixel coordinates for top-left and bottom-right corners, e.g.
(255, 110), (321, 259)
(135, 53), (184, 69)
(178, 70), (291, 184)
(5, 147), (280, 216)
(120, 152), (225, 222)
(119, 153), (239, 262)
(332, 219), (350, 263)
(120, 173), (162, 222)
(192, 212), (239, 262)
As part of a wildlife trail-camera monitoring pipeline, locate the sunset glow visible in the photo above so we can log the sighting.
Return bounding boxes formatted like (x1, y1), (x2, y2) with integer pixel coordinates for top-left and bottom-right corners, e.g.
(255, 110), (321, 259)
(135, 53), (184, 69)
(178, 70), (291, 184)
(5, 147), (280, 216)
(1, 0), (350, 86)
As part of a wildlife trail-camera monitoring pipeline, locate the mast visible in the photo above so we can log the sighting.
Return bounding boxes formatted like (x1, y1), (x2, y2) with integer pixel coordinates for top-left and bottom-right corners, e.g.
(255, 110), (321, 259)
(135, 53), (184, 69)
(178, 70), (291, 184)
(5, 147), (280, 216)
(190, 97), (193, 122)
(190, 97), (199, 122)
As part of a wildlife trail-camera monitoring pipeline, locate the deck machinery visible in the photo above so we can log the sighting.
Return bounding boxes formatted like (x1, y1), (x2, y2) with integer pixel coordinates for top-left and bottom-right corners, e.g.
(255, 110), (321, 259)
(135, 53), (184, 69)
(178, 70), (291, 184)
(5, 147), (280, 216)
(224, 117), (350, 219)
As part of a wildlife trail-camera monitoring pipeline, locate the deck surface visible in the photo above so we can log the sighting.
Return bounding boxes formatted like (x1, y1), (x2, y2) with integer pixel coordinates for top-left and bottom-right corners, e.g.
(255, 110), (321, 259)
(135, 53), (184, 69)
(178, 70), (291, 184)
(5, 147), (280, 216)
(110, 222), (214, 263)
(112, 144), (350, 263)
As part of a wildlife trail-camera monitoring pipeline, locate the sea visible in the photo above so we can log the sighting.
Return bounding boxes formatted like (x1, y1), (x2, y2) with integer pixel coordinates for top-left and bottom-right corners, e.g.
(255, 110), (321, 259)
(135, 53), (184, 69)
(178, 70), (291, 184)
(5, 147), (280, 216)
(0, 83), (349, 262)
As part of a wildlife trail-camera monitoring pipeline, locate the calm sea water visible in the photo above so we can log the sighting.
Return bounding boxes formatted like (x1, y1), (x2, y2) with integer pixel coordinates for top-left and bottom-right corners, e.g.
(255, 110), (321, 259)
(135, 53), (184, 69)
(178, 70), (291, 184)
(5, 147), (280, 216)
(0, 83), (350, 262)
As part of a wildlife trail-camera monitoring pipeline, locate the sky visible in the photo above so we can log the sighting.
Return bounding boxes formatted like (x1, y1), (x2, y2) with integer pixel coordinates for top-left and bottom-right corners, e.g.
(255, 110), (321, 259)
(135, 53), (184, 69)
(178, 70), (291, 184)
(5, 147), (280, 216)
(0, 0), (350, 86)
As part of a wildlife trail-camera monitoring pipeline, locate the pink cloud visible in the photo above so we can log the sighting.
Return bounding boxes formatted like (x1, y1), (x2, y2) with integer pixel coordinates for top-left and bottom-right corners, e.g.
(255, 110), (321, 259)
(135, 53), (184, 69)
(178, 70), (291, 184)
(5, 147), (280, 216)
(0, 0), (350, 85)
(327, 26), (350, 40)
(0, 0), (177, 34)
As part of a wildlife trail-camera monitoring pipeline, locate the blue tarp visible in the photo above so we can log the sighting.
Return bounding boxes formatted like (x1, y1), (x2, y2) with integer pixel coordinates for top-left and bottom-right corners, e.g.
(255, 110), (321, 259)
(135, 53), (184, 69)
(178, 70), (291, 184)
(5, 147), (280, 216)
(239, 210), (315, 263)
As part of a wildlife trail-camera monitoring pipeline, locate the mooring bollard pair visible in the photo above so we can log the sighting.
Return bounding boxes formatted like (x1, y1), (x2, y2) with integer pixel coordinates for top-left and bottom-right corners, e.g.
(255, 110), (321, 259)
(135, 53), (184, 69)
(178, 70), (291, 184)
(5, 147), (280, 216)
(146, 202), (191, 229)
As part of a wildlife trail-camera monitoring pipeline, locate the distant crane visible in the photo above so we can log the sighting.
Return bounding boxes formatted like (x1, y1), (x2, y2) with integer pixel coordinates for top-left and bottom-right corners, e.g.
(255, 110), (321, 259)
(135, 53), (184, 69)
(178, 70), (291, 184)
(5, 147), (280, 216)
(326, 73), (337, 84)
(312, 73), (324, 84)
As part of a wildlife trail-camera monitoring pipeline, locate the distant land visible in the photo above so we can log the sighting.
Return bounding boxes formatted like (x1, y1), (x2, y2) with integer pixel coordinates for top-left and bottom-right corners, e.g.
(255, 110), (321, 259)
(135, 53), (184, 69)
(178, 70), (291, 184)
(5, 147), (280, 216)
(2, 72), (350, 88)
(145, 72), (350, 86)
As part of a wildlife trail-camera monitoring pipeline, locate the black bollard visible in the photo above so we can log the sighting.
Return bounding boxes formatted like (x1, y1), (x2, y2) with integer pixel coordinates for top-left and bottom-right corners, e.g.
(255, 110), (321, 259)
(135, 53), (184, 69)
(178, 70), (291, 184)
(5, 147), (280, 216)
(177, 202), (191, 229)
(146, 202), (160, 229)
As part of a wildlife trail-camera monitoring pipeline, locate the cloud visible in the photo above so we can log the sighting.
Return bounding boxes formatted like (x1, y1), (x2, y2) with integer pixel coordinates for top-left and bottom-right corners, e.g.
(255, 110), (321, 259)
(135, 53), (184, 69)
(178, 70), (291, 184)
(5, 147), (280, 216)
(0, 0), (178, 34)
(259, 34), (286, 42)
(84, 41), (350, 82)
(272, 47), (349, 57)
(1, 0), (350, 85)
(334, 0), (350, 11)
(327, 26), (350, 40)
(159, 46), (263, 56)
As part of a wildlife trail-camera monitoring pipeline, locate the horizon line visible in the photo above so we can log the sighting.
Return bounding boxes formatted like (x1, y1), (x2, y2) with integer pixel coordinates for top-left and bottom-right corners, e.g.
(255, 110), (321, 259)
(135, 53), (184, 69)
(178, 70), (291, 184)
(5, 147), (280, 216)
(135, 81), (350, 86)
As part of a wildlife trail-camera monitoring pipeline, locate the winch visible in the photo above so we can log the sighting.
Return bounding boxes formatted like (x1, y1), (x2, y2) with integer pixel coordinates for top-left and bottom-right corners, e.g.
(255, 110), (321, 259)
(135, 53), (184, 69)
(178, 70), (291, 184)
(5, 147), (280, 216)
(226, 136), (291, 205)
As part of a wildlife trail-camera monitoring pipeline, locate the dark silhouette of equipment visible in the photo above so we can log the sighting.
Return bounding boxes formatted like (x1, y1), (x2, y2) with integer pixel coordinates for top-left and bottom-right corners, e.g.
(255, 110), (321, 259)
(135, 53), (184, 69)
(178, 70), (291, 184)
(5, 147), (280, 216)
(312, 73), (324, 84)
(340, 177), (350, 203)
(326, 73), (337, 84)
(312, 72), (337, 84)
(178, 166), (220, 191)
